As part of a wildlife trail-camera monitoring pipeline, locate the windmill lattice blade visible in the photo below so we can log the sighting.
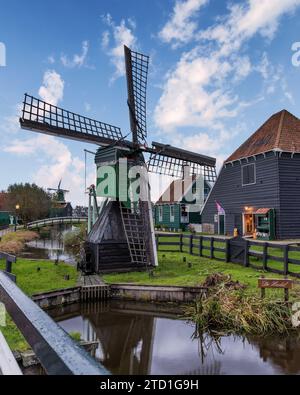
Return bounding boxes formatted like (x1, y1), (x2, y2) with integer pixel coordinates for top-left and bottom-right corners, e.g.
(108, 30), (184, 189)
(20, 94), (124, 146)
(124, 46), (149, 145)
(146, 142), (217, 182)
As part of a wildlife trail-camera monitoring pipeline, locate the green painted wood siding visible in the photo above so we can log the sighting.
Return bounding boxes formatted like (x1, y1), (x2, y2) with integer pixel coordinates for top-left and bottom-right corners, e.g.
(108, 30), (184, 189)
(155, 204), (181, 229)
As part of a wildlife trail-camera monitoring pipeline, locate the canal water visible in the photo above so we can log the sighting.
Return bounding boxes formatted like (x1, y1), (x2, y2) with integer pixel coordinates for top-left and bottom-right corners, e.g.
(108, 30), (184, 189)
(49, 301), (300, 375)
(19, 226), (77, 265)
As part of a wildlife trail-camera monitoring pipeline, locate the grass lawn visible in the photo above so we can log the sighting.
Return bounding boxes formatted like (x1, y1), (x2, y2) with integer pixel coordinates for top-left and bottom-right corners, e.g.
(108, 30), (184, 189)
(0, 258), (78, 352)
(103, 251), (300, 300)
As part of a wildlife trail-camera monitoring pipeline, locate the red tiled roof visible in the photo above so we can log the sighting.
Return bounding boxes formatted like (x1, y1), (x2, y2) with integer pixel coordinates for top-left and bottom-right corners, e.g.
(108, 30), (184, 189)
(156, 177), (196, 204)
(226, 110), (300, 163)
(0, 193), (7, 211)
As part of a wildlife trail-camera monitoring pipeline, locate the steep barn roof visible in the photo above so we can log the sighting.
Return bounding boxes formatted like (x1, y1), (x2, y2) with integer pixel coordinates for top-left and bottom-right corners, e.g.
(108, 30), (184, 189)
(156, 177), (196, 205)
(226, 110), (300, 163)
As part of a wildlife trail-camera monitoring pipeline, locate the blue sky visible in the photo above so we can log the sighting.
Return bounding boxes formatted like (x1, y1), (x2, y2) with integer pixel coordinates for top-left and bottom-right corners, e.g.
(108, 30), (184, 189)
(1, 0), (300, 205)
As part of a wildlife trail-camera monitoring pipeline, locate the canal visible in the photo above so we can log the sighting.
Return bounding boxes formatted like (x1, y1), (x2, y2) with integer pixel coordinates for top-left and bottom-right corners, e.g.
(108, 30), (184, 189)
(49, 300), (300, 375)
(24, 229), (300, 376)
(19, 226), (77, 265)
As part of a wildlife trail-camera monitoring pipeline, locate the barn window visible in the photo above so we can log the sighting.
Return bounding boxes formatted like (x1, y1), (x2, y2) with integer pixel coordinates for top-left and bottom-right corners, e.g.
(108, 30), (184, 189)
(242, 164), (256, 186)
(170, 205), (175, 222)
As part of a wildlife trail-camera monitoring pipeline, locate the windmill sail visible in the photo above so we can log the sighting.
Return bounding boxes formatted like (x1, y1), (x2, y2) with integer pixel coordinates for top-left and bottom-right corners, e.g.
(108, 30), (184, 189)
(124, 46), (149, 145)
(20, 94), (124, 147)
(146, 142), (217, 182)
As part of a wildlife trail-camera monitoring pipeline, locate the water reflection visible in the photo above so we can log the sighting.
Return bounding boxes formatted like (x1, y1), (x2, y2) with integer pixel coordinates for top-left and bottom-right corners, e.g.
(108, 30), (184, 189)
(49, 301), (300, 375)
(19, 226), (76, 265)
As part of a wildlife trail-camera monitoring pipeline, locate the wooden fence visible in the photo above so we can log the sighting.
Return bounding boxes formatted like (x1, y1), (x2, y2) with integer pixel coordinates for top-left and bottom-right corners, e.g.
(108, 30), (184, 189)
(155, 233), (300, 279)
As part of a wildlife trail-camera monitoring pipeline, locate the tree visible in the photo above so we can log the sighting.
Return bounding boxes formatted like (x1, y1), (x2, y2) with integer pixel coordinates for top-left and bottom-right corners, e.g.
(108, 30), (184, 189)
(6, 183), (51, 223)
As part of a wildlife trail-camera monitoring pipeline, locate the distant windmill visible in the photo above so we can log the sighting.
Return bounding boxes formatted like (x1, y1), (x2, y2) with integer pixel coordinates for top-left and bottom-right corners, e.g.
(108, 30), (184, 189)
(47, 180), (69, 203)
(19, 46), (217, 274)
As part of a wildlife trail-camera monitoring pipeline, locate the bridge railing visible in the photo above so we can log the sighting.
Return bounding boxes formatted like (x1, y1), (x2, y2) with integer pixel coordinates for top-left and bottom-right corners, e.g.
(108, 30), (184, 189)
(27, 217), (87, 229)
(0, 271), (109, 375)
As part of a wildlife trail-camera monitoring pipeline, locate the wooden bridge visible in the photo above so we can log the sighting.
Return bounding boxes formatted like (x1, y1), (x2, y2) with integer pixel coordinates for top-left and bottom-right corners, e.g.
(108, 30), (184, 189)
(26, 216), (87, 230)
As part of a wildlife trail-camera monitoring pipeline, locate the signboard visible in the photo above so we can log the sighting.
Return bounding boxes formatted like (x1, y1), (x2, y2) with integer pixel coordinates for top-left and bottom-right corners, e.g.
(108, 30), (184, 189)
(258, 278), (293, 289)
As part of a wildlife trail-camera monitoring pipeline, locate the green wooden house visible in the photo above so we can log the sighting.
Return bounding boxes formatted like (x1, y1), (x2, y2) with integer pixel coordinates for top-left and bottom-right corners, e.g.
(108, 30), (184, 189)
(154, 177), (212, 231)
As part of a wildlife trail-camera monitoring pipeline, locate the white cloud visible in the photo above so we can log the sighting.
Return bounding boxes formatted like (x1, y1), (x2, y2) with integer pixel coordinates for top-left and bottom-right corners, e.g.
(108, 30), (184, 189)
(159, 0), (209, 48)
(4, 135), (93, 205)
(155, 0), (300, 134)
(199, 0), (300, 55)
(61, 41), (89, 68)
(47, 55), (55, 64)
(101, 14), (137, 81)
(38, 70), (64, 106)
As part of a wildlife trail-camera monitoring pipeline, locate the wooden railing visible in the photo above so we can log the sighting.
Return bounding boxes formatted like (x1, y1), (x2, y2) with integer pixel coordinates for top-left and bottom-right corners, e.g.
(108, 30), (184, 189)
(155, 233), (300, 279)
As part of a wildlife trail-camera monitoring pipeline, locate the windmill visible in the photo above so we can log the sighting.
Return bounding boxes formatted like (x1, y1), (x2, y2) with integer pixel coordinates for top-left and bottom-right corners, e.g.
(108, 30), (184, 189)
(19, 46), (217, 274)
(47, 180), (69, 203)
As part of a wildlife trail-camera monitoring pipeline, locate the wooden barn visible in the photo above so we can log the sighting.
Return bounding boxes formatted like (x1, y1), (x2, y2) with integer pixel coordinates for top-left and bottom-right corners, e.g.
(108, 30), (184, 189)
(201, 109), (300, 240)
(154, 177), (212, 231)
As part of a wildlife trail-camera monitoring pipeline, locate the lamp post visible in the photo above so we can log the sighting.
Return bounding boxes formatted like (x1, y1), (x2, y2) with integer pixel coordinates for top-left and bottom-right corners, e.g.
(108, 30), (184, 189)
(15, 204), (20, 232)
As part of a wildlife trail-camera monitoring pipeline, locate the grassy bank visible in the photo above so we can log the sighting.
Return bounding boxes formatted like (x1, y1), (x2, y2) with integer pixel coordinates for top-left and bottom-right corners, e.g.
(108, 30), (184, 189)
(0, 258), (78, 351)
(103, 251), (300, 299)
(104, 251), (300, 335)
(0, 230), (39, 255)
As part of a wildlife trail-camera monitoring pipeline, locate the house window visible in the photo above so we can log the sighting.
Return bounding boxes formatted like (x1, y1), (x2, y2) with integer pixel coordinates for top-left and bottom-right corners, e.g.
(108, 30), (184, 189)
(170, 205), (175, 223)
(181, 205), (189, 224)
(158, 206), (163, 222)
(242, 164), (256, 186)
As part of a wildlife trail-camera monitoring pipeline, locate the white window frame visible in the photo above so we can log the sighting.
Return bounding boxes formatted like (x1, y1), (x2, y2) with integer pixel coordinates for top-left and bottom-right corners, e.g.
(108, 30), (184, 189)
(242, 163), (256, 186)
(158, 206), (163, 222)
(170, 205), (175, 223)
(180, 204), (189, 224)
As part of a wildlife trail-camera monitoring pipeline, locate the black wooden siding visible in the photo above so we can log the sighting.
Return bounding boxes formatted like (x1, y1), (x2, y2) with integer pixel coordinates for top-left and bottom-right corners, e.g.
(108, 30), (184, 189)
(202, 153), (282, 236)
(277, 155), (300, 239)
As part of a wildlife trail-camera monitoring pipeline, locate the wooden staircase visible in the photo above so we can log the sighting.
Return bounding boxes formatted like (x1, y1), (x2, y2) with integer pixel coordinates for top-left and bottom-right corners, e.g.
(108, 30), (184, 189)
(120, 203), (148, 267)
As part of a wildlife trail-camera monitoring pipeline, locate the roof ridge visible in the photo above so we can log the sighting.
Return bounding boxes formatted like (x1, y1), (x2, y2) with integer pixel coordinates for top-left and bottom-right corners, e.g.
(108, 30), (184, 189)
(274, 110), (286, 149)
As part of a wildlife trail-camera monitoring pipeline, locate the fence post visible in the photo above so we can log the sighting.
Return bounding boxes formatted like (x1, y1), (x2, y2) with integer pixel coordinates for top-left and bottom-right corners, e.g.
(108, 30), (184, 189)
(210, 238), (214, 259)
(199, 236), (203, 257)
(262, 243), (268, 271)
(225, 239), (230, 263)
(180, 234), (183, 253)
(156, 235), (159, 251)
(189, 235), (193, 256)
(244, 240), (250, 267)
(284, 245), (289, 276)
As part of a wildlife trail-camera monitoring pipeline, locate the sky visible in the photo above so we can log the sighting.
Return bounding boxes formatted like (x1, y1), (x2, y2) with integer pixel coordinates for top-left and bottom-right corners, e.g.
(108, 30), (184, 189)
(1, 0), (300, 205)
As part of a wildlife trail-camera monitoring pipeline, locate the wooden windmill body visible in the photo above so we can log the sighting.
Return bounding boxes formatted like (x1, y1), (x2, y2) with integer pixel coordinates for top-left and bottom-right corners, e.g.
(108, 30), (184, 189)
(20, 46), (217, 274)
